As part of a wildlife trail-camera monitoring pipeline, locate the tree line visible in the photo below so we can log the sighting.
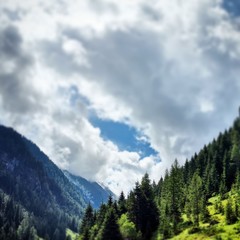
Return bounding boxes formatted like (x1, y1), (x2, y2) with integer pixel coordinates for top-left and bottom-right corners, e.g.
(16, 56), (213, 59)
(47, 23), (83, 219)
(79, 117), (240, 239)
(79, 173), (159, 240)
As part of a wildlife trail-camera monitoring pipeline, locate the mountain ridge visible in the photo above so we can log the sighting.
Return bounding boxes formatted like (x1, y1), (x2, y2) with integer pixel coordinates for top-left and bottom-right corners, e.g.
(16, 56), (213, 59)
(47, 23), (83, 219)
(63, 170), (115, 209)
(0, 124), (112, 239)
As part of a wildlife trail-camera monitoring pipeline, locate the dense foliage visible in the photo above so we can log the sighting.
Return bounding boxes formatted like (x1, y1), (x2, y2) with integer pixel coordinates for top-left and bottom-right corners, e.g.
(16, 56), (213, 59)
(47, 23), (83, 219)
(79, 117), (240, 239)
(78, 173), (159, 240)
(0, 125), (113, 239)
(154, 117), (240, 238)
(2, 115), (240, 239)
(0, 126), (85, 239)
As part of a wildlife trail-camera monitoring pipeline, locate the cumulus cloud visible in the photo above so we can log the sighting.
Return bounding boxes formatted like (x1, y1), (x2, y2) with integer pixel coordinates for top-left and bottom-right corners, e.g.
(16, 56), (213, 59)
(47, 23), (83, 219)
(0, 0), (240, 194)
(0, 25), (42, 117)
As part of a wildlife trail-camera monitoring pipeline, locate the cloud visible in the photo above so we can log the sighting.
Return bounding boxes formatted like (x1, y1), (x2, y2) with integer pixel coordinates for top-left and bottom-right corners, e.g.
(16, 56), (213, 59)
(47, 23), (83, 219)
(0, 0), (240, 194)
(0, 25), (158, 194)
(55, 20), (239, 164)
(0, 25), (40, 115)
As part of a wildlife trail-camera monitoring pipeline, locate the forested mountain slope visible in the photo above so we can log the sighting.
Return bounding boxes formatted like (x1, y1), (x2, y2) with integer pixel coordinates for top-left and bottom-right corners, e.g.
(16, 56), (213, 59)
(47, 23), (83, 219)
(0, 125), (85, 239)
(2, 115), (240, 240)
(63, 170), (114, 209)
(78, 117), (240, 240)
(154, 117), (240, 238)
(0, 125), (111, 240)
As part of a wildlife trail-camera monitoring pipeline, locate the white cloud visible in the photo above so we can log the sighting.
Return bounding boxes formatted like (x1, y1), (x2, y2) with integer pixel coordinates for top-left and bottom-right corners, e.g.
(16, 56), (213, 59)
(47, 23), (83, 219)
(199, 98), (214, 113)
(62, 37), (90, 67)
(0, 0), (240, 194)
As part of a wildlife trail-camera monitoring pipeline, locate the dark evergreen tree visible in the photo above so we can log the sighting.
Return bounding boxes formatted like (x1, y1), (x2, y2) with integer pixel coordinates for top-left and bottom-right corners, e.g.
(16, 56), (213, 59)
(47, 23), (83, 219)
(220, 152), (228, 197)
(186, 172), (203, 226)
(81, 228), (90, 240)
(96, 203), (107, 228)
(127, 175), (159, 239)
(80, 203), (94, 234)
(99, 208), (122, 240)
(118, 191), (127, 216)
(107, 195), (113, 207)
(140, 173), (159, 238)
(225, 199), (237, 224)
(168, 160), (184, 233)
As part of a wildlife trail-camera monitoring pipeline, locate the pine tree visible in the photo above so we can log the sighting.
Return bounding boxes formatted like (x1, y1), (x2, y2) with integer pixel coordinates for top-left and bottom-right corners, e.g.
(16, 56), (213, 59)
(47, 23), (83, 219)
(225, 199), (237, 224)
(140, 173), (159, 238)
(127, 177), (159, 239)
(80, 204), (94, 234)
(96, 203), (107, 227)
(156, 177), (163, 204)
(159, 198), (172, 238)
(184, 159), (190, 184)
(220, 153), (228, 198)
(118, 191), (127, 216)
(107, 195), (113, 207)
(81, 228), (90, 240)
(132, 182), (144, 234)
(168, 160), (184, 233)
(126, 190), (136, 225)
(186, 172), (203, 226)
(200, 194), (210, 222)
(99, 208), (122, 240)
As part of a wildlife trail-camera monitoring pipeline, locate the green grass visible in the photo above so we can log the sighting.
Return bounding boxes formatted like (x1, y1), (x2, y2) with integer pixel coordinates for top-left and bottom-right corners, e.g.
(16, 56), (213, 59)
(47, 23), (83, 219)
(153, 194), (240, 240)
(170, 222), (240, 240)
(171, 228), (209, 240)
(66, 228), (79, 240)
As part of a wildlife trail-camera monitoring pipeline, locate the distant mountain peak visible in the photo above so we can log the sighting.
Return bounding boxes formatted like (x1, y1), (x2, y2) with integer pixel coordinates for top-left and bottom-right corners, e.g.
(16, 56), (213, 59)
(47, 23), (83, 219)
(63, 170), (114, 208)
(0, 124), (113, 239)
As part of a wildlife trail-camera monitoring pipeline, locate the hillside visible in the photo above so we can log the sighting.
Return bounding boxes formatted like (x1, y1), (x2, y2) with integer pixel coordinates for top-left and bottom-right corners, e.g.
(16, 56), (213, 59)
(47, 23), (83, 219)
(63, 170), (114, 209)
(0, 125), (111, 240)
(78, 117), (240, 240)
(152, 117), (240, 239)
(2, 115), (240, 240)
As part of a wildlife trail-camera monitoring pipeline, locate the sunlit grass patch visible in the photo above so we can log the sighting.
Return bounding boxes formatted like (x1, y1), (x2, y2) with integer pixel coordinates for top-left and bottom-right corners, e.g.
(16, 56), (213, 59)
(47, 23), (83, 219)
(66, 228), (79, 240)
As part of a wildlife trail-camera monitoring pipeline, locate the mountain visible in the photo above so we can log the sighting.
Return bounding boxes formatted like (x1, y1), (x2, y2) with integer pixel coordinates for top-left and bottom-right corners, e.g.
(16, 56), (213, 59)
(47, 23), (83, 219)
(63, 170), (114, 209)
(0, 125), (111, 240)
(79, 116), (240, 240)
(4, 114), (240, 240)
(153, 117), (240, 239)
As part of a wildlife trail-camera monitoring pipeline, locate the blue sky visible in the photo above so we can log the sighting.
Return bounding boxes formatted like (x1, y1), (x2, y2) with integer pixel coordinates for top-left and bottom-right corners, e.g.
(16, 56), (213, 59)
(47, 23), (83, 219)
(70, 86), (159, 159)
(222, 0), (240, 17)
(0, 0), (240, 194)
(90, 117), (158, 158)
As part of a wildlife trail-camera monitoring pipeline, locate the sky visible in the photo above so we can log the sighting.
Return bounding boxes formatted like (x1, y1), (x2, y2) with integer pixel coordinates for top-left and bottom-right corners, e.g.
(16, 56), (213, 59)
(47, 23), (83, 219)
(0, 0), (240, 195)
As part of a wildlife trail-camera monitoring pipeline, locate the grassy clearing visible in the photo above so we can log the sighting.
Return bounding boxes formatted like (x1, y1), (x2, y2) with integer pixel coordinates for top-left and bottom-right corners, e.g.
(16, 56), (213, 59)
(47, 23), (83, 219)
(154, 194), (240, 240)
(171, 222), (240, 240)
(66, 228), (79, 240)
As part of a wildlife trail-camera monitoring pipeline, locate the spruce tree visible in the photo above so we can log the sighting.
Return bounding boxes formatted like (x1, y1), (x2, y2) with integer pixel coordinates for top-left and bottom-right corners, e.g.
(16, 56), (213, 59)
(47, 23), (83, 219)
(96, 203), (107, 228)
(107, 195), (113, 207)
(168, 160), (184, 233)
(99, 208), (122, 240)
(127, 177), (159, 239)
(140, 173), (159, 238)
(186, 172), (202, 226)
(220, 153), (228, 198)
(225, 199), (237, 224)
(80, 204), (94, 234)
(118, 191), (127, 216)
